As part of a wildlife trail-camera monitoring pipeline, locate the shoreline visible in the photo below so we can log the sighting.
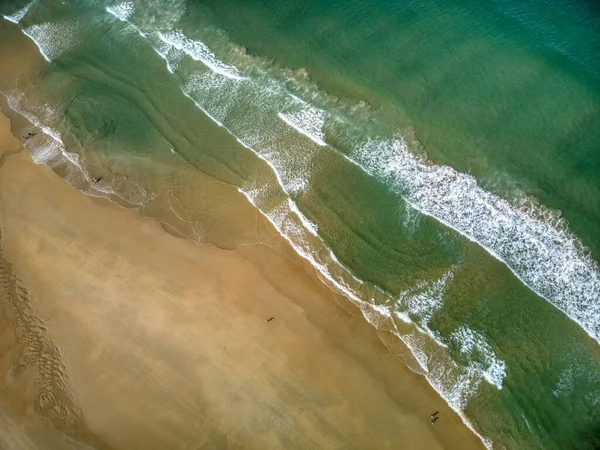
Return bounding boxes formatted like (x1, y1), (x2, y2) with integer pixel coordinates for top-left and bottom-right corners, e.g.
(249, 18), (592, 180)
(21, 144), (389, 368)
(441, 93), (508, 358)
(0, 104), (483, 448)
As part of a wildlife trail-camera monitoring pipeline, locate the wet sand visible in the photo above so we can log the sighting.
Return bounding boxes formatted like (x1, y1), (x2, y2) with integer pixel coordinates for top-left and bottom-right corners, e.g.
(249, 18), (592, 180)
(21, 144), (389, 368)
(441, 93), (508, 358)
(0, 98), (483, 450)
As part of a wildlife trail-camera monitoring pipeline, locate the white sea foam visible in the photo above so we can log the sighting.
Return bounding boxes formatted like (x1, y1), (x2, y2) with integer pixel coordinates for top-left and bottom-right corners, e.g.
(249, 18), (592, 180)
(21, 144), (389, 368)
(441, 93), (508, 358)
(370, 302), (392, 317)
(2, 2), (33, 24)
(351, 137), (600, 344)
(450, 327), (507, 389)
(553, 365), (574, 397)
(182, 71), (241, 124)
(390, 268), (503, 442)
(277, 106), (327, 147)
(21, 22), (77, 62)
(553, 362), (600, 401)
(400, 333), (429, 372)
(427, 366), (494, 449)
(5, 91), (84, 171)
(158, 30), (244, 80)
(523, 415), (532, 431)
(400, 326), (494, 448)
(288, 199), (319, 237)
(153, 39), (184, 73)
(397, 331), (493, 449)
(232, 184), (492, 441)
(401, 201), (423, 237)
(106, 2), (135, 22)
(177, 65), (320, 198)
(396, 269), (453, 343)
(585, 392), (600, 407)
(238, 188), (367, 309)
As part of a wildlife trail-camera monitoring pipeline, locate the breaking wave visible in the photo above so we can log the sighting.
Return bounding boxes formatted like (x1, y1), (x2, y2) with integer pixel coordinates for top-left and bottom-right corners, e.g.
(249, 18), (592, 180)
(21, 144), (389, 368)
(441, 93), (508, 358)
(351, 137), (600, 343)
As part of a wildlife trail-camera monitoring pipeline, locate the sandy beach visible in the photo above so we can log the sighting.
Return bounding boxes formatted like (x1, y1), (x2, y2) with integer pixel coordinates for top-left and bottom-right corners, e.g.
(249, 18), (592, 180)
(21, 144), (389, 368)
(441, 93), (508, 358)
(0, 105), (484, 450)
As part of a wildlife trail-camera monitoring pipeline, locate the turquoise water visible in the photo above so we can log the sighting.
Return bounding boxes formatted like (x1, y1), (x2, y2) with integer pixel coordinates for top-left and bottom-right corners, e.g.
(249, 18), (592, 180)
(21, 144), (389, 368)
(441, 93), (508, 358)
(1, 0), (600, 448)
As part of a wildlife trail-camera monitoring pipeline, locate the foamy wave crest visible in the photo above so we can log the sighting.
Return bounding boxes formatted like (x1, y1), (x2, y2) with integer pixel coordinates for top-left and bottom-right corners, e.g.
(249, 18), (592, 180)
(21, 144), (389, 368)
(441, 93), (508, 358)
(182, 71), (242, 124)
(153, 38), (184, 73)
(352, 137), (600, 344)
(2, 2), (34, 24)
(387, 269), (503, 446)
(288, 199), (319, 237)
(314, 267), (496, 447)
(22, 21), (78, 62)
(400, 333), (430, 371)
(278, 102), (327, 147)
(552, 362), (600, 400)
(433, 362), (481, 409)
(395, 269), (453, 343)
(104, 8), (322, 200)
(158, 30), (244, 80)
(109, 6), (600, 355)
(106, 2), (135, 22)
(450, 327), (506, 389)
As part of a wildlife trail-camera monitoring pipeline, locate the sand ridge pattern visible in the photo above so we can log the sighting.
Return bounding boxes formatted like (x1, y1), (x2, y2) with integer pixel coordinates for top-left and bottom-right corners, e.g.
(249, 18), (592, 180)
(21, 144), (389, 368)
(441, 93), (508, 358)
(0, 224), (107, 449)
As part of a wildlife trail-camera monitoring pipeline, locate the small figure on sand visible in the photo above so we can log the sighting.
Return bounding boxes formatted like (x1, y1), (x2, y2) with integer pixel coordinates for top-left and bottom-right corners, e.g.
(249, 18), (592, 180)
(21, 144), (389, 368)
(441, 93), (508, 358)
(23, 132), (37, 139)
(92, 176), (103, 183)
(266, 317), (275, 322)
(431, 416), (439, 424)
(430, 411), (439, 424)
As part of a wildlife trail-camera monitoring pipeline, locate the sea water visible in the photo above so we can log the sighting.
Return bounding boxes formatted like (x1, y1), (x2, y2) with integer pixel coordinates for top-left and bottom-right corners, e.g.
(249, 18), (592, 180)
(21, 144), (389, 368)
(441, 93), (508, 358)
(1, 0), (600, 448)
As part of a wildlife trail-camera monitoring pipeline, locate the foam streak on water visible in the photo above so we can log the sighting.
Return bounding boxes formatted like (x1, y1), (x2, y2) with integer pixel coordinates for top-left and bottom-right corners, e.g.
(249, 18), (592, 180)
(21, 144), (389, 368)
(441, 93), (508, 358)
(20, 21), (78, 62)
(2, 1), (34, 24)
(279, 94), (328, 147)
(395, 268), (453, 345)
(191, 72), (496, 439)
(157, 31), (244, 80)
(451, 327), (507, 390)
(105, 2), (134, 22)
(277, 102), (327, 147)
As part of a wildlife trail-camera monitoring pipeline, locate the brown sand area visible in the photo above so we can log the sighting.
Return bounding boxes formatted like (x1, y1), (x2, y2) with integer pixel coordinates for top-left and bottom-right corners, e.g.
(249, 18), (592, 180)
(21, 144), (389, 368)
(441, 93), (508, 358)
(0, 104), (484, 450)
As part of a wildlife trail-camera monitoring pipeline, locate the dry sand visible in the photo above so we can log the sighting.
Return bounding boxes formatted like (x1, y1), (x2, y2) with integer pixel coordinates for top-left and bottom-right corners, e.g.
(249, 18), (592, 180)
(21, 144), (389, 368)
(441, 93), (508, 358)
(0, 105), (483, 450)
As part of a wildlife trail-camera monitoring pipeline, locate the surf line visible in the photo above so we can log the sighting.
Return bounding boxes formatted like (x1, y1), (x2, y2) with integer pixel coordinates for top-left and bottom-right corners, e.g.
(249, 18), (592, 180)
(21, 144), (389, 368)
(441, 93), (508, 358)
(345, 137), (600, 345)
(277, 111), (327, 147)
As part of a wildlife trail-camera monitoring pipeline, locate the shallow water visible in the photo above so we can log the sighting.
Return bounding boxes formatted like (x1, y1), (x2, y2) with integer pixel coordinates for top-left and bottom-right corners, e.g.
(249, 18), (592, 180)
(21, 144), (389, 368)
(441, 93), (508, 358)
(1, 0), (600, 448)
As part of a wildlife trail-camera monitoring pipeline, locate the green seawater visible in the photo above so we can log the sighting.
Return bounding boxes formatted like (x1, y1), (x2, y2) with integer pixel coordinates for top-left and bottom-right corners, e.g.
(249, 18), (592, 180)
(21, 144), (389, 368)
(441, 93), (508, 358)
(1, 0), (600, 448)
(197, 0), (600, 257)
